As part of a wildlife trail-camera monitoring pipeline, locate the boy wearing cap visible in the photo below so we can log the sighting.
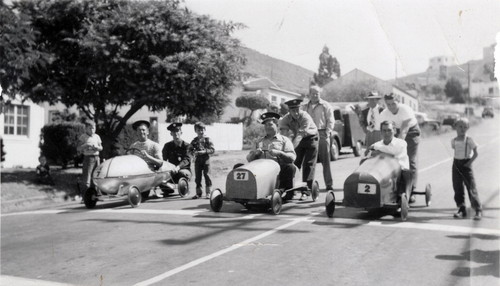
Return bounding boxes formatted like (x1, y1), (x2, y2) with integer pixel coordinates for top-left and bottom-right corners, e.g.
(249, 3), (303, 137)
(161, 123), (191, 196)
(280, 99), (319, 200)
(247, 112), (296, 191)
(361, 91), (384, 148)
(128, 120), (163, 171)
(303, 85), (335, 191)
(189, 122), (215, 199)
(77, 120), (103, 200)
(380, 94), (420, 203)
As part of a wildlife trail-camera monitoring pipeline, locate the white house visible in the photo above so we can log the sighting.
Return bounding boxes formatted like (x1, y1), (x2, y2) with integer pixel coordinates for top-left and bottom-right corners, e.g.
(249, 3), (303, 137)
(1, 97), (45, 168)
(391, 86), (419, 112)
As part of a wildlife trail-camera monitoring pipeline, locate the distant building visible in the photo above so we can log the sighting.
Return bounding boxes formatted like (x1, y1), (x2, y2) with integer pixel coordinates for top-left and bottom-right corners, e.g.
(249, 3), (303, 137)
(428, 56), (455, 71)
(392, 86), (419, 112)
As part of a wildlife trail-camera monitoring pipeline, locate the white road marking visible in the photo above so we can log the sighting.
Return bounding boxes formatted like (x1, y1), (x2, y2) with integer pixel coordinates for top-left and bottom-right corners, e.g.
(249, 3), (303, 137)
(1, 209), (66, 217)
(91, 208), (203, 216)
(133, 217), (310, 286)
(0, 275), (76, 286)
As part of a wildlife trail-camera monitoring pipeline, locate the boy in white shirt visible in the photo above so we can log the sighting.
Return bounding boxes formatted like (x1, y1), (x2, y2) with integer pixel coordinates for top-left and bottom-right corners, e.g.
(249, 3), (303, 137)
(78, 120), (103, 200)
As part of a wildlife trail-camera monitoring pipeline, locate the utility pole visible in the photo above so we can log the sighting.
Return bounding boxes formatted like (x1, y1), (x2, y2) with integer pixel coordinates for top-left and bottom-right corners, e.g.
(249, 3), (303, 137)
(467, 62), (471, 104)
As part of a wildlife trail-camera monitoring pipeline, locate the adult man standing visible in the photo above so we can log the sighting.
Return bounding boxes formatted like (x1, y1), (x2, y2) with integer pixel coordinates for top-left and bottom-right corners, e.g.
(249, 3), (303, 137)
(247, 112), (296, 191)
(161, 123), (191, 196)
(380, 94), (420, 203)
(280, 99), (319, 200)
(303, 85), (335, 191)
(360, 91), (384, 148)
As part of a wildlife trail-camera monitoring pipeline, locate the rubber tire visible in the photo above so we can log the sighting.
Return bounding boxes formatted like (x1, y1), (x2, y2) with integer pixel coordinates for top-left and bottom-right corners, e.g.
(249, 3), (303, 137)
(83, 187), (98, 209)
(325, 191), (336, 218)
(210, 188), (223, 212)
(330, 139), (340, 161)
(311, 181), (320, 202)
(178, 178), (190, 197)
(352, 141), (362, 157)
(127, 186), (141, 208)
(270, 190), (283, 215)
(425, 183), (432, 207)
(400, 193), (409, 221)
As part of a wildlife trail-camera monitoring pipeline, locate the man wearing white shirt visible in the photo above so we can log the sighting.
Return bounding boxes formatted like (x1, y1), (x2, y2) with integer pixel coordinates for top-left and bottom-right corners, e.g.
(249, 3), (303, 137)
(369, 121), (409, 170)
(360, 91), (384, 148)
(303, 85), (335, 191)
(380, 94), (420, 203)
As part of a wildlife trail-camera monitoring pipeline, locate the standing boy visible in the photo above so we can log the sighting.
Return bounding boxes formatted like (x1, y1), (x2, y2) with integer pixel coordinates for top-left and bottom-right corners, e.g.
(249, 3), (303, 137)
(451, 118), (482, 220)
(78, 120), (103, 200)
(189, 122), (215, 199)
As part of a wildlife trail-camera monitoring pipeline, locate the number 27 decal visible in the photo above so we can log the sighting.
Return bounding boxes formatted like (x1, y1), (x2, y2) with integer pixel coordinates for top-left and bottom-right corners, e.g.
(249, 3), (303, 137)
(234, 171), (248, 181)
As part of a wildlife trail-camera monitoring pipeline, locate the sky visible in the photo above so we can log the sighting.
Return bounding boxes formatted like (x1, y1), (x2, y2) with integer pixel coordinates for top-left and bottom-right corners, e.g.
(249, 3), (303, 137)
(183, 0), (500, 80)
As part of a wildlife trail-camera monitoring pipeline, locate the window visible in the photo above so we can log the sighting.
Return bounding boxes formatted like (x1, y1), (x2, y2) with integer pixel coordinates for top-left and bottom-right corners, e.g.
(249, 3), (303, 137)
(271, 95), (277, 103)
(489, 87), (494, 94)
(3, 104), (30, 136)
(48, 110), (61, 123)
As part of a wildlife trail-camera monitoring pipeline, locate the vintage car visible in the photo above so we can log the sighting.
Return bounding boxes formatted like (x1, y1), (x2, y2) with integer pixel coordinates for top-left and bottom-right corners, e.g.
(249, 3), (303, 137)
(325, 154), (431, 221)
(209, 159), (320, 215)
(328, 105), (365, 161)
(415, 111), (441, 130)
(85, 151), (177, 209)
(442, 113), (459, 127)
(482, 106), (494, 118)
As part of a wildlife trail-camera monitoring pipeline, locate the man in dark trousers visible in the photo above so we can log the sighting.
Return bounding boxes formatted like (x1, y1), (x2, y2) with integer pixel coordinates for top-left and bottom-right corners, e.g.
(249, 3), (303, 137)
(360, 91), (385, 148)
(161, 123), (191, 197)
(280, 99), (319, 200)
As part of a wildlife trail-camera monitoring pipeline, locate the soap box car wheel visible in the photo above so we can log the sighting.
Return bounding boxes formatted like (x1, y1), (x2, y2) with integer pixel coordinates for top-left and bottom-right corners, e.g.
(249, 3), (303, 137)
(84, 187), (98, 209)
(400, 193), (409, 221)
(270, 190), (283, 215)
(330, 139), (340, 161)
(178, 177), (190, 197)
(325, 190), (336, 218)
(127, 186), (141, 208)
(425, 184), (432, 207)
(210, 188), (223, 212)
(311, 181), (320, 201)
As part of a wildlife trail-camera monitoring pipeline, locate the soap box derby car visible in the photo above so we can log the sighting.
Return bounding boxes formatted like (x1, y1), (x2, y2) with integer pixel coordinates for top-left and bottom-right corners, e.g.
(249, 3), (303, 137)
(85, 149), (188, 209)
(325, 154), (431, 221)
(209, 159), (320, 215)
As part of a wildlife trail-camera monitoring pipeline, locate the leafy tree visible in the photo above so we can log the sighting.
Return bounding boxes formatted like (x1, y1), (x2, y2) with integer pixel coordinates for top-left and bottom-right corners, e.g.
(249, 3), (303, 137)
(235, 94), (270, 125)
(430, 84), (443, 95)
(444, 77), (465, 103)
(3, 0), (245, 158)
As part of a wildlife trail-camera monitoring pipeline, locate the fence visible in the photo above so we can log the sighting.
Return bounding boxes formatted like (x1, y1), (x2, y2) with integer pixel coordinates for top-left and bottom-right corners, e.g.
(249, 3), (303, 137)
(158, 122), (243, 151)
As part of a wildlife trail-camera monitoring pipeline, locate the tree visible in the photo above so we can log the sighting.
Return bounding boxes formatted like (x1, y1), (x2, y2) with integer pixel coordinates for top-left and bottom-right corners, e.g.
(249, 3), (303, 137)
(3, 0), (245, 158)
(444, 78), (465, 103)
(313, 46), (340, 87)
(235, 94), (270, 125)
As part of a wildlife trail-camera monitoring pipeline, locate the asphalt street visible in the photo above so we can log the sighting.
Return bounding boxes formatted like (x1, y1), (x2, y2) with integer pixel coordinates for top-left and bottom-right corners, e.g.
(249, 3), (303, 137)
(1, 117), (499, 286)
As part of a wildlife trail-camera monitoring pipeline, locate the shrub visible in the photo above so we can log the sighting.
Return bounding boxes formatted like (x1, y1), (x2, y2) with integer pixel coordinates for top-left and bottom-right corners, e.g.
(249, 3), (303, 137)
(40, 122), (85, 168)
(112, 123), (159, 155)
(243, 122), (264, 148)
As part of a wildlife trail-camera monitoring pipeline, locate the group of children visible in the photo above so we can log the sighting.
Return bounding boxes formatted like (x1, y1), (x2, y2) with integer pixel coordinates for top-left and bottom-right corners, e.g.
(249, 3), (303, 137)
(36, 117), (482, 219)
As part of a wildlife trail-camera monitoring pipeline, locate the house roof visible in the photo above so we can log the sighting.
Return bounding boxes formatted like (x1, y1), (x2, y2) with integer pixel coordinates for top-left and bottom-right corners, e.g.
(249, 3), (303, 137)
(242, 77), (279, 91)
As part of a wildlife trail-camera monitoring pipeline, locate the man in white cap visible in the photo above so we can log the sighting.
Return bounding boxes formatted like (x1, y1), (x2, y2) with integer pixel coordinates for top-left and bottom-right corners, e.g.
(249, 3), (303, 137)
(128, 120), (163, 170)
(361, 91), (384, 148)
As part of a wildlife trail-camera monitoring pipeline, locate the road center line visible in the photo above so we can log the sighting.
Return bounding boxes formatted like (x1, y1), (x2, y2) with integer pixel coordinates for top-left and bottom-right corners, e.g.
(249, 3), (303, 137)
(133, 217), (310, 286)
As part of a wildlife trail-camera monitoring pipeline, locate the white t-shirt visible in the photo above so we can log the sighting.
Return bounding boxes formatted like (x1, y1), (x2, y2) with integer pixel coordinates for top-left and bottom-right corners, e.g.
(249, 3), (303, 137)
(380, 104), (417, 129)
(372, 138), (409, 169)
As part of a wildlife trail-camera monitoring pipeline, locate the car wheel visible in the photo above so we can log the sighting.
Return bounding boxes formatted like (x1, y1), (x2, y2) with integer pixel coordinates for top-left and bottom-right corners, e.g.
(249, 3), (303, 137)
(400, 193), (409, 221)
(311, 181), (320, 202)
(210, 188), (223, 212)
(83, 187), (98, 209)
(325, 191), (335, 218)
(352, 141), (362, 157)
(127, 186), (141, 208)
(270, 190), (283, 215)
(330, 139), (340, 161)
(425, 184), (432, 207)
(177, 178), (190, 197)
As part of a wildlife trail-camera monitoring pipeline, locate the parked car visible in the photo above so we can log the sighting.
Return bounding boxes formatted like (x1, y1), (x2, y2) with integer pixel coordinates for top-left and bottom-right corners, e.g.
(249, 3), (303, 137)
(327, 105), (365, 161)
(482, 106), (494, 118)
(442, 113), (459, 127)
(415, 111), (441, 130)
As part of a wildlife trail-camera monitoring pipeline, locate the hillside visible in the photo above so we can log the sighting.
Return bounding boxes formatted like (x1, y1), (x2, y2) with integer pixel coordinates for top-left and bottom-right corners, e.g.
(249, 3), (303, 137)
(240, 47), (314, 94)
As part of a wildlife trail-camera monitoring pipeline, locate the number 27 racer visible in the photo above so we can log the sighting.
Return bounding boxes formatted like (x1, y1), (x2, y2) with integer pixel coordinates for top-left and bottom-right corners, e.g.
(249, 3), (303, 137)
(209, 159), (320, 215)
(325, 154), (431, 221)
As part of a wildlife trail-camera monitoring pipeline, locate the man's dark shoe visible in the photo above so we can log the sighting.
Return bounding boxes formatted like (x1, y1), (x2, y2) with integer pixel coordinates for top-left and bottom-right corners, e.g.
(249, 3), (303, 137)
(326, 185), (334, 191)
(473, 211), (482, 220)
(409, 195), (416, 204)
(453, 206), (467, 218)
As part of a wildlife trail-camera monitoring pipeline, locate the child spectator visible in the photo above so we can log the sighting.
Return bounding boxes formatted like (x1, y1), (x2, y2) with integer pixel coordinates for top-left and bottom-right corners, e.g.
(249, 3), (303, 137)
(77, 120), (103, 201)
(36, 155), (54, 185)
(451, 118), (482, 220)
(189, 122), (214, 199)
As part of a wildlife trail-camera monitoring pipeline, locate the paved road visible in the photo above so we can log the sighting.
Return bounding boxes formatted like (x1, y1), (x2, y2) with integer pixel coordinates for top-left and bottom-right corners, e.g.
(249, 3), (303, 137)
(2, 118), (499, 286)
